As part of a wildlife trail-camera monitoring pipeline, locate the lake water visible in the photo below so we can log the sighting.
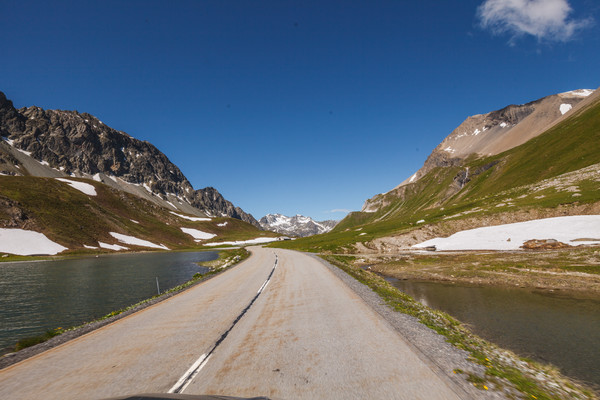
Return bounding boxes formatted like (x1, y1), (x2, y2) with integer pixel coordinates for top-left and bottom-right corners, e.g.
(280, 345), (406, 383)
(0, 251), (217, 351)
(387, 278), (600, 390)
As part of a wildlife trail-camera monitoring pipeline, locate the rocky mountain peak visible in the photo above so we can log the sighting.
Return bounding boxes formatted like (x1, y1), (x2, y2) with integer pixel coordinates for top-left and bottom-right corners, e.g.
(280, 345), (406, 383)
(0, 90), (259, 227)
(260, 213), (337, 237)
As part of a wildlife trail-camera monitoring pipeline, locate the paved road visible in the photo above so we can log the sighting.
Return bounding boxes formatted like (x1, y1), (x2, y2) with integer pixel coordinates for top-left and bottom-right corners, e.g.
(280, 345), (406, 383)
(0, 247), (467, 399)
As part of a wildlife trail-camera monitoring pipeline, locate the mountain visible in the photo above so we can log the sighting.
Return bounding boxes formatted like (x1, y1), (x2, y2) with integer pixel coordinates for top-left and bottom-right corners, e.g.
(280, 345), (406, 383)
(0, 91), (259, 227)
(273, 87), (600, 253)
(363, 89), (594, 213)
(259, 214), (338, 237)
(0, 174), (273, 256)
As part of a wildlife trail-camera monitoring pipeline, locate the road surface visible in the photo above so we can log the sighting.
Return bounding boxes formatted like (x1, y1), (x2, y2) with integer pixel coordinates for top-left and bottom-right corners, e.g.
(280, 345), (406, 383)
(0, 247), (468, 399)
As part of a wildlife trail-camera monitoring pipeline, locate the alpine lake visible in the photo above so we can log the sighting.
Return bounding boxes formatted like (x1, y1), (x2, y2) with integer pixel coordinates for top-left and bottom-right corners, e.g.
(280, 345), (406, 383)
(0, 251), (218, 352)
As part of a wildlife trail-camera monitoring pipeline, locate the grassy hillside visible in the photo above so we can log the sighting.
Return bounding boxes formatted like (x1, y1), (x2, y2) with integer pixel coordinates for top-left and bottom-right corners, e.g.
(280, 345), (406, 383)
(273, 94), (600, 253)
(0, 176), (273, 256)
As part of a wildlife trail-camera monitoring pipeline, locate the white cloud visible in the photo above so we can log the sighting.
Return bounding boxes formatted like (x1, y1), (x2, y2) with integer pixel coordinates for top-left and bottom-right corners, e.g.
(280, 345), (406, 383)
(329, 209), (351, 213)
(477, 0), (592, 42)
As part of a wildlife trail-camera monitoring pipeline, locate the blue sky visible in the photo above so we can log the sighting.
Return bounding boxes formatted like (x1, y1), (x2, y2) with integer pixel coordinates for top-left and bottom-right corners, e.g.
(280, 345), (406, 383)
(1, 0), (599, 221)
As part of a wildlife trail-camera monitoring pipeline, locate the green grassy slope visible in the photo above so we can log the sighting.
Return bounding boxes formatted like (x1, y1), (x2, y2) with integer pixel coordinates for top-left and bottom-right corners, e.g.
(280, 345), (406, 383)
(0, 176), (273, 255)
(273, 94), (600, 252)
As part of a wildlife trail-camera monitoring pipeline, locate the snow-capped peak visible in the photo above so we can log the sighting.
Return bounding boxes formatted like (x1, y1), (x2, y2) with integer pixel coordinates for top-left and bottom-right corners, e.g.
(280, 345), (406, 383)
(259, 214), (338, 237)
(563, 89), (594, 97)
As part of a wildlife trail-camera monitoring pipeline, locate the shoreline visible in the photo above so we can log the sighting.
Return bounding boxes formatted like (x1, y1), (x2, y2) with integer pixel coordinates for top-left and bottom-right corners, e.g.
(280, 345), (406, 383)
(0, 246), (218, 264)
(320, 254), (598, 398)
(350, 247), (600, 297)
(0, 248), (249, 370)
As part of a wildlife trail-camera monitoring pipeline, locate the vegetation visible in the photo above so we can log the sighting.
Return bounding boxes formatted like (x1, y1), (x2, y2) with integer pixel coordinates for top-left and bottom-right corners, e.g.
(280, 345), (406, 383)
(322, 255), (596, 399)
(14, 327), (65, 351)
(0, 175), (270, 256)
(364, 246), (600, 294)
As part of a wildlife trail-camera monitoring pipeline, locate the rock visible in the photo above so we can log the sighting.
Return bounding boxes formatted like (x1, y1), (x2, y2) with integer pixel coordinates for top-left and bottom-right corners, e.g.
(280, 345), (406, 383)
(521, 239), (571, 250)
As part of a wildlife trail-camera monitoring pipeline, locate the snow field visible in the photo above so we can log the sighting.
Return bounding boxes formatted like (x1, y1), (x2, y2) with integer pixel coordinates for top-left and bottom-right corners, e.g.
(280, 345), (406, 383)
(180, 227), (216, 240)
(99, 242), (128, 251)
(0, 228), (68, 255)
(55, 178), (97, 196)
(204, 237), (279, 247)
(170, 211), (211, 222)
(559, 104), (572, 115)
(413, 215), (600, 251)
(109, 232), (169, 250)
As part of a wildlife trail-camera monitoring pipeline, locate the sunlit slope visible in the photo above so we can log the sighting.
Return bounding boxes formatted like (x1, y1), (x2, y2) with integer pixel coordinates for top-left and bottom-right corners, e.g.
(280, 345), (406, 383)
(0, 176), (272, 255)
(273, 90), (600, 252)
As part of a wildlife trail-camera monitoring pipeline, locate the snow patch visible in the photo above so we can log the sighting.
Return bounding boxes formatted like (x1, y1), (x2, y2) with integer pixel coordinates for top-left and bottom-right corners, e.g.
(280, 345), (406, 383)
(180, 227), (216, 240)
(98, 242), (129, 251)
(56, 178), (97, 196)
(92, 173), (102, 182)
(565, 89), (594, 97)
(204, 237), (279, 247)
(170, 212), (211, 221)
(416, 219), (425, 224)
(473, 129), (481, 136)
(130, 219), (139, 224)
(409, 173), (417, 183)
(109, 232), (169, 250)
(559, 104), (572, 115)
(83, 245), (98, 249)
(500, 122), (508, 128)
(413, 215), (600, 251)
(0, 228), (68, 255)
(217, 222), (228, 227)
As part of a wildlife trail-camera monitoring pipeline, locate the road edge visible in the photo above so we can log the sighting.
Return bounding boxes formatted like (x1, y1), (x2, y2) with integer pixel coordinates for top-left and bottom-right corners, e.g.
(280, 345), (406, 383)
(304, 252), (504, 400)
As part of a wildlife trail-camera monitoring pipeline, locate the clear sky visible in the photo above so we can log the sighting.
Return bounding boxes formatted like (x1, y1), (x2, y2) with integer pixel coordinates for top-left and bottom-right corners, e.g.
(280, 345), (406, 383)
(1, 0), (599, 221)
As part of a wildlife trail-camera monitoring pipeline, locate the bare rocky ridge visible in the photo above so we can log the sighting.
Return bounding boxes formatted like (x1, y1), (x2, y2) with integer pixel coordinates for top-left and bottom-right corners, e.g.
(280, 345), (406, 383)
(362, 89), (595, 213)
(260, 213), (338, 237)
(0, 91), (259, 227)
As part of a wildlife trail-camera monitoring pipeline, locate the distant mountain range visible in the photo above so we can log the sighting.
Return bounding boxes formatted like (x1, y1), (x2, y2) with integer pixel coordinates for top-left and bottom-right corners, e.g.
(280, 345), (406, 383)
(259, 214), (337, 237)
(0, 91), (259, 227)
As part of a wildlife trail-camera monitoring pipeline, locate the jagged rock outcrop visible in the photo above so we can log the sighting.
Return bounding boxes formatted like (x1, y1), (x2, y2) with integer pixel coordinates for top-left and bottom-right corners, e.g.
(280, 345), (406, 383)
(259, 214), (337, 237)
(0, 91), (259, 227)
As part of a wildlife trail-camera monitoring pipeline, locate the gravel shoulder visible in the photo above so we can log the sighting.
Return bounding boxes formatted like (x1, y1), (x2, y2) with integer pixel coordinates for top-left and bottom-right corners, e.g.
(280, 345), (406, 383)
(307, 252), (504, 400)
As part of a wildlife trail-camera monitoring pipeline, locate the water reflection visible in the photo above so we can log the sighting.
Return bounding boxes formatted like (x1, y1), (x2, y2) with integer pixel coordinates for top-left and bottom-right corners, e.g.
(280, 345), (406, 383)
(0, 251), (217, 350)
(388, 278), (600, 389)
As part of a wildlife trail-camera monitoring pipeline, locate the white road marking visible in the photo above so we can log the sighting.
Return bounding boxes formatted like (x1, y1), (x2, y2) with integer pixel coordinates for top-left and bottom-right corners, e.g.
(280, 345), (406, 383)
(168, 354), (211, 393)
(170, 254), (278, 394)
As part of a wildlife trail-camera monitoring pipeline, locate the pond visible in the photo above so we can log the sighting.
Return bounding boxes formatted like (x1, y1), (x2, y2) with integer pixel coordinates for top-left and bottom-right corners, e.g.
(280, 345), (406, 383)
(0, 251), (218, 351)
(387, 278), (600, 390)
